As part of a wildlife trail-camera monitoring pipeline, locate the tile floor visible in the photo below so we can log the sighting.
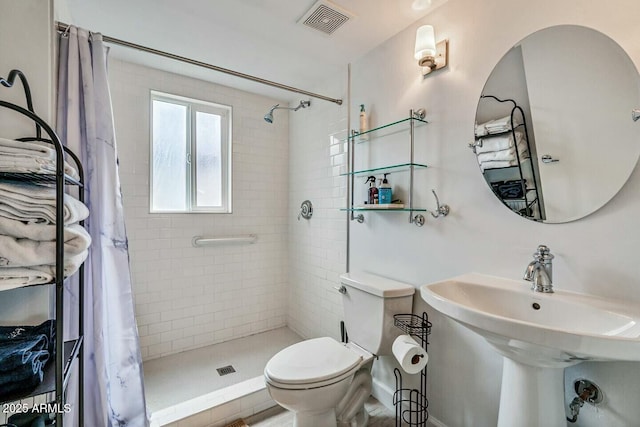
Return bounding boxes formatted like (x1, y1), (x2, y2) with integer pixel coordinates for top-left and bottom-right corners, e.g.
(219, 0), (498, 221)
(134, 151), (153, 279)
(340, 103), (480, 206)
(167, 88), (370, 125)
(246, 396), (396, 426)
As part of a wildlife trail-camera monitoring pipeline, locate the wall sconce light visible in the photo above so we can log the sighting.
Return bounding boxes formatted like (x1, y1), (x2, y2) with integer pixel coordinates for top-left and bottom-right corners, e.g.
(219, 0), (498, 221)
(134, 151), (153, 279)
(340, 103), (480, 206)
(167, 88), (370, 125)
(414, 25), (448, 76)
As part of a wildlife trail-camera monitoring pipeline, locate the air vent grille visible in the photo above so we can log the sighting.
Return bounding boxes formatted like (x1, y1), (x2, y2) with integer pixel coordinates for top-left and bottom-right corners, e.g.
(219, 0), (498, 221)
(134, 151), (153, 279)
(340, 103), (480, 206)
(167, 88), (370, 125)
(216, 365), (236, 376)
(300, 1), (354, 35)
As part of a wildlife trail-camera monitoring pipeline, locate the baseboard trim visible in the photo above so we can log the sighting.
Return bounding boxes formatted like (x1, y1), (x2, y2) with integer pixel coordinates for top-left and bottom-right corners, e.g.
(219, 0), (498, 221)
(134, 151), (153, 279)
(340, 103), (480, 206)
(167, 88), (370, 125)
(428, 415), (448, 427)
(371, 378), (448, 427)
(371, 377), (395, 411)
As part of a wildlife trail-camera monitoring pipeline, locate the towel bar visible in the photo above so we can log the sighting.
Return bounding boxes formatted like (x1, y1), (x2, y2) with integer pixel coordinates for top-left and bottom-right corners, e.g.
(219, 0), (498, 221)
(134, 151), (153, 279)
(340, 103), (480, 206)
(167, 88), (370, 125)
(192, 234), (258, 247)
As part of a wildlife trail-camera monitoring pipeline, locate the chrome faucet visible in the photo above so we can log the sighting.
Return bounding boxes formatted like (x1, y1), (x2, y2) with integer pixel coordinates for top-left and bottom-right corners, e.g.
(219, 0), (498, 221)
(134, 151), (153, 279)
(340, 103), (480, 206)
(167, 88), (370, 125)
(523, 245), (554, 293)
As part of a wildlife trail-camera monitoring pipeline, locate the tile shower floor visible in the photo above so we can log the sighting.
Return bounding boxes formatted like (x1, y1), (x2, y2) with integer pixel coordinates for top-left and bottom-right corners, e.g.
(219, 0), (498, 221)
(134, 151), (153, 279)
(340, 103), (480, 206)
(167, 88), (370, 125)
(144, 327), (302, 425)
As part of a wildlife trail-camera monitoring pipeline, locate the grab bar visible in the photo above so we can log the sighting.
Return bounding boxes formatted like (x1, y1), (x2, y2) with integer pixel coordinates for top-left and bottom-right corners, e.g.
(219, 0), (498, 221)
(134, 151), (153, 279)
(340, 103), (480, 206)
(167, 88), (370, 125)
(192, 234), (258, 247)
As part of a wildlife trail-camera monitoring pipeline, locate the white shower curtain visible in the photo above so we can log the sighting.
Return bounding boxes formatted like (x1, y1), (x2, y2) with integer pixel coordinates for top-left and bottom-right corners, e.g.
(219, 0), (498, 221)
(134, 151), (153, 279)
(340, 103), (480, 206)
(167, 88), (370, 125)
(56, 27), (148, 427)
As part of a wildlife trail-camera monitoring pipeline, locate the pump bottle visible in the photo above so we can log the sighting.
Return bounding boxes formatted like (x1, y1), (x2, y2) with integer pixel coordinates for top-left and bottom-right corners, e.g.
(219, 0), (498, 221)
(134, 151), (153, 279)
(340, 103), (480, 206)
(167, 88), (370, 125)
(359, 104), (369, 141)
(379, 173), (392, 204)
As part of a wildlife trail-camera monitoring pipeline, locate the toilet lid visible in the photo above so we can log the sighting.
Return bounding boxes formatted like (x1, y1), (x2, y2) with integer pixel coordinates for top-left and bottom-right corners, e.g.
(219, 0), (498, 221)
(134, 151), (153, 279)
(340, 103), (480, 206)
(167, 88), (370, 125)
(265, 337), (362, 385)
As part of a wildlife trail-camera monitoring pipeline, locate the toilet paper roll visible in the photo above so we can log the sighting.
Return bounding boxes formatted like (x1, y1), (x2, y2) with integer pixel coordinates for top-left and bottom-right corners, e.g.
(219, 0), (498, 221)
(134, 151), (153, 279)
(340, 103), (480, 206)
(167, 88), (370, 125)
(392, 334), (428, 374)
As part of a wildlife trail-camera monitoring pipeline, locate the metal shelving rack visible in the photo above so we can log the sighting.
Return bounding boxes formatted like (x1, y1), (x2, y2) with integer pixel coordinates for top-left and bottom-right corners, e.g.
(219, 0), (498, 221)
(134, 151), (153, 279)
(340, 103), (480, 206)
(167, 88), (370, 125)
(473, 95), (543, 221)
(393, 312), (431, 426)
(0, 69), (85, 427)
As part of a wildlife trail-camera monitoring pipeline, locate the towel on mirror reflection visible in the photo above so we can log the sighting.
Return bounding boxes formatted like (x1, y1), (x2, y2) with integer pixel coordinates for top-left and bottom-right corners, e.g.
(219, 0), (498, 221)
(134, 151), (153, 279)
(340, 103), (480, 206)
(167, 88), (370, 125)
(0, 137), (79, 180)
(480, 156), (530, 172)
(491, 180), (526, 199)
(0, 224), (91, 268)
(477, 139), (528, 163)
(0, 181), (89, 225)
(0, 320), (54, 398)
(475, 115), (521, 137)
(475, 131), (523, 154)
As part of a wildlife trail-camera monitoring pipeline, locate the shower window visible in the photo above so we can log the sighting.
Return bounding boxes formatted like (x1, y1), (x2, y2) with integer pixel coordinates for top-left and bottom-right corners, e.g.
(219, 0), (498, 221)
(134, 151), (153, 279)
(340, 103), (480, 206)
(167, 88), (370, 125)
(150, 91), (232, 213)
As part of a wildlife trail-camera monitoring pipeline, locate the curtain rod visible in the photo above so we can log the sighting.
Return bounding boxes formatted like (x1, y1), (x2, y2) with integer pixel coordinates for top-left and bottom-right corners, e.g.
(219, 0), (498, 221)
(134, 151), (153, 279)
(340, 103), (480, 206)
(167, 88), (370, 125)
(55, 21), (343, 106)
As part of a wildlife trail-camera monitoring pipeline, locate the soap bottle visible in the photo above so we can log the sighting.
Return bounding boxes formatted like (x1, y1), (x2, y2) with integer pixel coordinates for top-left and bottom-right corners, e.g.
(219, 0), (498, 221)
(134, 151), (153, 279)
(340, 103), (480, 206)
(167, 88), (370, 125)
(379, 173), (392, 204)
(366, 176), (378, 204)
(359, 104), (369, 141)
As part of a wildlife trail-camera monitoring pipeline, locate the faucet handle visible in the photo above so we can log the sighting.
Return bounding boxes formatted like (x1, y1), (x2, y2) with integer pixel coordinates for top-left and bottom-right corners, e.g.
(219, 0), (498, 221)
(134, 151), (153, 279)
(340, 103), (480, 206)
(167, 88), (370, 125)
(534, 244), (554, 260)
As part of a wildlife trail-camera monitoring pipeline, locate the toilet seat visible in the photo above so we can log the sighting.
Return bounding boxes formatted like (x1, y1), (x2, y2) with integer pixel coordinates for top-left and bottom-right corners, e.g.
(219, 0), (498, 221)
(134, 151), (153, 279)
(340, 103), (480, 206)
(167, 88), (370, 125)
(265, 337), (363, 390)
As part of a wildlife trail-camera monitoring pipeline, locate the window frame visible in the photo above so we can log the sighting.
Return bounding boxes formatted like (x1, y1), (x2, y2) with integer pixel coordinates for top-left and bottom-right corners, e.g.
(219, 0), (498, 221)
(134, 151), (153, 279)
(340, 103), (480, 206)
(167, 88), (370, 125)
(149, 91), (232, 214)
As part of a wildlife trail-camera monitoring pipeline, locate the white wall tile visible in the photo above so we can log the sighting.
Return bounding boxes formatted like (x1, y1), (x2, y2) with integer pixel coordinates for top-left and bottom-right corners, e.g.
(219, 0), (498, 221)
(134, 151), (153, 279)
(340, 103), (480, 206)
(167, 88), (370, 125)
(109, 59), (290, 360)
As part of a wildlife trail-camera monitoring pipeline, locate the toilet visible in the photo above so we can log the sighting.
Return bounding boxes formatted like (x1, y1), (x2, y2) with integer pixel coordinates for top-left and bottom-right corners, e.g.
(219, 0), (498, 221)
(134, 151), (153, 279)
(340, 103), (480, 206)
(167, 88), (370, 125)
(264, 272), (415, 427)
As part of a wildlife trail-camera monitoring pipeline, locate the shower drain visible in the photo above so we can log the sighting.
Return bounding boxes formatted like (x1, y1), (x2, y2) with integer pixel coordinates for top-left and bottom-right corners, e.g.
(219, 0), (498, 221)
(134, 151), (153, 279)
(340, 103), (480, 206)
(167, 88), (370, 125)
(216, 365), (236, 376)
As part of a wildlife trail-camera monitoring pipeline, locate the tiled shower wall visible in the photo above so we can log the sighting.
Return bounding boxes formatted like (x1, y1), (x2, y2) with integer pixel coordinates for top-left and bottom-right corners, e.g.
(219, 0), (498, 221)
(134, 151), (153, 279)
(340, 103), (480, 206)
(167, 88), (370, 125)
(109, 59), (289, 360)
(287, 76), (348, 342)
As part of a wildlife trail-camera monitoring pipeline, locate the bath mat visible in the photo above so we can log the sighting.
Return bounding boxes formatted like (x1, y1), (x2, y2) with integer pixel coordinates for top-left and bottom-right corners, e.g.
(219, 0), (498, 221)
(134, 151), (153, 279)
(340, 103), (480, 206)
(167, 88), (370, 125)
(224, 419), (248, 427)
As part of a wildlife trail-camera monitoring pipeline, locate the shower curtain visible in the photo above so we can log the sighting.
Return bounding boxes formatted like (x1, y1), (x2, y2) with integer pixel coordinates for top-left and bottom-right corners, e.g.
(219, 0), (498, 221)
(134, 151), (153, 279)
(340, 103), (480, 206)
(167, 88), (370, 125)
(56, 26), (148, 427)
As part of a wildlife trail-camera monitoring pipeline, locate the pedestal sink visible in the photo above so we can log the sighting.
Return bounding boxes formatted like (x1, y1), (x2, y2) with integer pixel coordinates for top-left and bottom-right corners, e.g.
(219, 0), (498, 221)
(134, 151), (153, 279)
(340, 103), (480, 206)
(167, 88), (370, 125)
(420, 273), (640, 427)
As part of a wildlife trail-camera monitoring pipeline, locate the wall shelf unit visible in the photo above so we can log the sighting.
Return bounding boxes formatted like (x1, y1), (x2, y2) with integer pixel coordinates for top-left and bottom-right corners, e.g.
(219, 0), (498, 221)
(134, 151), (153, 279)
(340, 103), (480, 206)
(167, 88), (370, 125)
(345, 109), (430, 226)
(0, 70), (86, 427)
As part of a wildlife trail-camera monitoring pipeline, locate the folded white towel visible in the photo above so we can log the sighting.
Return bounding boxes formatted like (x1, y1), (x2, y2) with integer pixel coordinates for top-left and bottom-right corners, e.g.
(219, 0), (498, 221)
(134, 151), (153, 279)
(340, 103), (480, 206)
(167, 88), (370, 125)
(31, 250), (88, 278)
(477, 140), (528, 163)
(0, 224), (91, 268)
(0, 182), (89, 225)
(0, 138), (79, 180)
(480, 156), (530, 172)
(0, 267), (53, 290)
(0, 215), (83, 241)
(0, 250), (89, 290)
(475, 116), (520, 137)
(475, 131), (524, 154)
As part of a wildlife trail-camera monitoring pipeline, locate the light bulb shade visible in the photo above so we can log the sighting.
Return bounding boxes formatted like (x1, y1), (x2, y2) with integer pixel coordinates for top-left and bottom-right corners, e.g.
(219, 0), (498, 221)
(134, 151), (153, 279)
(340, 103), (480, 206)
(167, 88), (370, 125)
(414, 25), (436, 62)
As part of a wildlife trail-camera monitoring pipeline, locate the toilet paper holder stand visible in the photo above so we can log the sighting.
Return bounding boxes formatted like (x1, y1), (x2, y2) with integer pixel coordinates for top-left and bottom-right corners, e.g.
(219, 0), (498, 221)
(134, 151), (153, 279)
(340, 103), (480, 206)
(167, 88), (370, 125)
(393, 312), (432, 427)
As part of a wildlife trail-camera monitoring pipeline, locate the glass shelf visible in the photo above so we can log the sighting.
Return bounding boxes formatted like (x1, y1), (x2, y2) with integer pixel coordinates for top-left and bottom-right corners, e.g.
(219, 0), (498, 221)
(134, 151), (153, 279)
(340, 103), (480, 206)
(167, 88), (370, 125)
(341, 207), (428, 212)
(341, 162), (428, 177)
(343, 116), (428, 142)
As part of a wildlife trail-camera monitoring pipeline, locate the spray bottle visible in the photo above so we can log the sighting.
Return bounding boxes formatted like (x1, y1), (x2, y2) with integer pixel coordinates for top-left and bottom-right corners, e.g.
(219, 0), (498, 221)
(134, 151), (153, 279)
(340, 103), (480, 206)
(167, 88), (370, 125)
(365, 176), (378, 204)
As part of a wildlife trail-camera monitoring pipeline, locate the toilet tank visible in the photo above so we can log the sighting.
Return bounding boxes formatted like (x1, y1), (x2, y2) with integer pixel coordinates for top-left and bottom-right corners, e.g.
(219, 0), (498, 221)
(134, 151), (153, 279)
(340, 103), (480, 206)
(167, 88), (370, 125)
(339, 272), (415, 356)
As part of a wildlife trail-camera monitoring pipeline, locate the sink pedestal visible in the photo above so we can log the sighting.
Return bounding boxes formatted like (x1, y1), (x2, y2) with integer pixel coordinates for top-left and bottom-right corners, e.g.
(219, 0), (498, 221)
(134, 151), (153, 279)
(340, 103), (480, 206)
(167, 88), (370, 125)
(498, 358), (566, 427)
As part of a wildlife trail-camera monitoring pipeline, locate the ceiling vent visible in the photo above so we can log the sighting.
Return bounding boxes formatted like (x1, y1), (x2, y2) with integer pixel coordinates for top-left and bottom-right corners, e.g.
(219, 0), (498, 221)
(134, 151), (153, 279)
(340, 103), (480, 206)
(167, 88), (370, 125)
(299, 0), (355, 35)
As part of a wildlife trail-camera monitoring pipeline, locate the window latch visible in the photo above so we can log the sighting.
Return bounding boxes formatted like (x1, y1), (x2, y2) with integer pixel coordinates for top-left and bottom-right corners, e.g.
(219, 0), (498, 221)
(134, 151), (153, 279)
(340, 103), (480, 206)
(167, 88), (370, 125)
(186, 153), (192, 164)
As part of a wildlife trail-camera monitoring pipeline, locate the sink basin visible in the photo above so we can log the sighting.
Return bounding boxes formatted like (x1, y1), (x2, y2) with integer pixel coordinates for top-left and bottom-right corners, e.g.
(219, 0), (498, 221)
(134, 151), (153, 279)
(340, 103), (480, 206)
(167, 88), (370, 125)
(420, 273), (640, 427)
(421, 272), (640, 364)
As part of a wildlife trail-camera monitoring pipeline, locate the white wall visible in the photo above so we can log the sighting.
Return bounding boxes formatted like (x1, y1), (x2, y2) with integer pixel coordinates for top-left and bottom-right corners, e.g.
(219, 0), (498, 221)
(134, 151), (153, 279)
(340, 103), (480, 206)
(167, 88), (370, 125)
(289, 0), (640, 426)
(0, 0), (54, 324)
(109, 59), (290, 360)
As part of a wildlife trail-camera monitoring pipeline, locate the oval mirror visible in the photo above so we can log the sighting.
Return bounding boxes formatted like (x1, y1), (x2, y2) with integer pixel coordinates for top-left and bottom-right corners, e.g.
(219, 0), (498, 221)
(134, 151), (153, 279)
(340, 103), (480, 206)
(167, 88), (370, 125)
(474, 25), (640, 223)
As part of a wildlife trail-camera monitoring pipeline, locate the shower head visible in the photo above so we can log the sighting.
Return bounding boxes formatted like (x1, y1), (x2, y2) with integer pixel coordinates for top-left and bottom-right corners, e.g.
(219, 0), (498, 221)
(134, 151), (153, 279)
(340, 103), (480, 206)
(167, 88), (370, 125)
(264, 100), (311, 123)
(264, 104), (279, 123)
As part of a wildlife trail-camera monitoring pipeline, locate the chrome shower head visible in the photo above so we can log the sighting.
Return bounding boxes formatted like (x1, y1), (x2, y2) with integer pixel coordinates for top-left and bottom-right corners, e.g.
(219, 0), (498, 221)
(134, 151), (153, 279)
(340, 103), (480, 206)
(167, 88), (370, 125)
(263, 100), (311, 124)
(264, 104), (279, 123)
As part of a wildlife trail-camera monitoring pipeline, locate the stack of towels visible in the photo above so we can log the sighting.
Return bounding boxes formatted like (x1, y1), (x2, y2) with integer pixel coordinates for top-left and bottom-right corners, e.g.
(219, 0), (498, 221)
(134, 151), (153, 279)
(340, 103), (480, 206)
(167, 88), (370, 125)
(0, 139), (90, 290)
(0, 137), (80, 180)
(0, 320), (54, 398)
(474, 116), (529, 172)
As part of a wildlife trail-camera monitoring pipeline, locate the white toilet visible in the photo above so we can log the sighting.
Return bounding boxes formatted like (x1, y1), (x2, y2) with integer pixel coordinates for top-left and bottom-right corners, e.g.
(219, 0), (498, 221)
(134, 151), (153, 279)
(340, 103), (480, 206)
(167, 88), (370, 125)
(264, 272), (415, 427)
